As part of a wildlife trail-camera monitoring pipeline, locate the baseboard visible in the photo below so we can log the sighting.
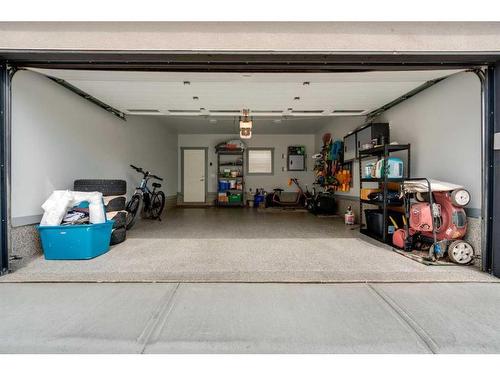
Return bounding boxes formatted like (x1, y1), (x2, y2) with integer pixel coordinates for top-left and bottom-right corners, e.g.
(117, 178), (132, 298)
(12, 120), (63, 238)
(176, 192), (217, 207)
(11, 214), (43, 227)
(165, 194), (177, 209)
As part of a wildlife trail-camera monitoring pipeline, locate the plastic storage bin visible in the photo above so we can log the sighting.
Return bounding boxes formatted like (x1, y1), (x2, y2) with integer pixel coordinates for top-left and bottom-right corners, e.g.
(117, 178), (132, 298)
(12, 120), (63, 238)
(364, 209), (403, 238)
(228, 193), (242, 203)
(375, 157), (404, 178)
(37, 220), (114, 260)
(218, 180), (230, 191)
(253, 194), (265, 207)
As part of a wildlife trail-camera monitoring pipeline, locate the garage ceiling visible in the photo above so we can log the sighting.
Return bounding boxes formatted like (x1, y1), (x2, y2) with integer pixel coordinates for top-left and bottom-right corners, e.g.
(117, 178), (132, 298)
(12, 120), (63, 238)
(28, 68), (463, 133)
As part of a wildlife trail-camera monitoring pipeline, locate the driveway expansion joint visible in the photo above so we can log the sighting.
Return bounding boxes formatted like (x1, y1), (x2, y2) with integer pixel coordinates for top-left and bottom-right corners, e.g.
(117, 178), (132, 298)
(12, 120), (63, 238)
(137, 282), (181, 354)
(367, 283), (439, 354)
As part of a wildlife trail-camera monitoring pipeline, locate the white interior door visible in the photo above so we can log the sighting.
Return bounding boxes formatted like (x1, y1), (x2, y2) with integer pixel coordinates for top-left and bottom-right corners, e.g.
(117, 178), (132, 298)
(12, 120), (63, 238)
(183, 149), (206, 202)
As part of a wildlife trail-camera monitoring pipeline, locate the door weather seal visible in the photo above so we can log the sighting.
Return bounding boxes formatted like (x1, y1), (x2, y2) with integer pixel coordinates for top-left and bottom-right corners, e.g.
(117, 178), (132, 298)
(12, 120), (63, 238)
(0, 64), (11, 275)
(46, 76), (127, 121)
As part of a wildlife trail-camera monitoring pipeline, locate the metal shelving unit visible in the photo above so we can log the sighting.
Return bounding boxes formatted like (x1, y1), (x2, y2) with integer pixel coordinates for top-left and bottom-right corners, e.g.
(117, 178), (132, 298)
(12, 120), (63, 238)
(358, 144), (411, 244)
(216, 149), (245, 207)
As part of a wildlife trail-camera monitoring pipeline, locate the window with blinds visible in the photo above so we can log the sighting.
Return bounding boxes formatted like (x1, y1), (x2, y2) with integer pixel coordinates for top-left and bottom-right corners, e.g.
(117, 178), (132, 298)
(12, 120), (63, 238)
(247, 148), (274, 174)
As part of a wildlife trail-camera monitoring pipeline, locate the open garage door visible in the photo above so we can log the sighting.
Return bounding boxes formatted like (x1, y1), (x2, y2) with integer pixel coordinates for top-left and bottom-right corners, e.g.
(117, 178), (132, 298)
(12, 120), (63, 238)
(0, 52), (499, 279)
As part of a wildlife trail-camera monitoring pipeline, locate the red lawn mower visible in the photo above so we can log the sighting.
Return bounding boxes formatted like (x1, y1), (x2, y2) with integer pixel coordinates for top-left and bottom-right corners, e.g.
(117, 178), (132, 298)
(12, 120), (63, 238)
(393, 178), (475, 265)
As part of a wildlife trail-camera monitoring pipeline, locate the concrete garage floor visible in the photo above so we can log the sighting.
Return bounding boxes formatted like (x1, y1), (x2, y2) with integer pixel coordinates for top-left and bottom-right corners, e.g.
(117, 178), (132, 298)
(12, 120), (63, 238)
(3, 208), (496, 282)
(1, 282), (500, 354)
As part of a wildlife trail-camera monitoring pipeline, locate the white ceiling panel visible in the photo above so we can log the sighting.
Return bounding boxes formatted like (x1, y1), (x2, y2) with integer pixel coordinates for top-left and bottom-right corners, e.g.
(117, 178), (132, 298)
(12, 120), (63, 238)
(27, 68), (463, 133)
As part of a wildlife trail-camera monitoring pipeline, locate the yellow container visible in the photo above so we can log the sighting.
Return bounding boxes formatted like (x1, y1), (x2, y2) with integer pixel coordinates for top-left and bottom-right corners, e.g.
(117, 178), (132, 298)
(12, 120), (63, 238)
(361, 188), (381, 200)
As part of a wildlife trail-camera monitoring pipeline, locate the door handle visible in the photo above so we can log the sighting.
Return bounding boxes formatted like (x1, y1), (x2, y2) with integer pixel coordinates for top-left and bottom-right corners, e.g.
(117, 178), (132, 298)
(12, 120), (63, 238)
(200, 177), (205, 181)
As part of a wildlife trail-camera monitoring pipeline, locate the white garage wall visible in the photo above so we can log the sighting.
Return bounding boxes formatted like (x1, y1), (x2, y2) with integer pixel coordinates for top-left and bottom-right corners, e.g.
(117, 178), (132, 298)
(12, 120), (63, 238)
(315, 71), (482, 211)
(11, 70), (178, 226)
(178, 133), (316, 194)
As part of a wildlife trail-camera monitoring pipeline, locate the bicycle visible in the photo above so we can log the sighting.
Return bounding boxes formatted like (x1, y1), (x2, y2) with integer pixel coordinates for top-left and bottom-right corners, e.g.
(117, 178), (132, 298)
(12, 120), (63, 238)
(125, 164), (166, 230)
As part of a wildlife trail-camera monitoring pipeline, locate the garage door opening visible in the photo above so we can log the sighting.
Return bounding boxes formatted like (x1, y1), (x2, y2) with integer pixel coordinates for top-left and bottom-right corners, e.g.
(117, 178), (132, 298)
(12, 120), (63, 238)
(1, 66), (496, 282)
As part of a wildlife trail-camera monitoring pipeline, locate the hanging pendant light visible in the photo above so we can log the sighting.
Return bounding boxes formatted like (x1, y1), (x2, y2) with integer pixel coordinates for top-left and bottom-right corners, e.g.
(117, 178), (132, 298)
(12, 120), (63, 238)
(239, 109), (253, 139)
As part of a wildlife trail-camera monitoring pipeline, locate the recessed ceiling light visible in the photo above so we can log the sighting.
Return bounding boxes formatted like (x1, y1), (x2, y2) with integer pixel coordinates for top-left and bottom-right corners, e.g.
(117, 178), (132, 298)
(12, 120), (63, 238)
(273, 119), (282, 124)
(303, 81), (310, 86)
(183, 81), (190, 85)
(242, 74), (252, 77)
(209, 119), (217, 124)
(294, 97), (300, 101)
(193, 96), (199, 100)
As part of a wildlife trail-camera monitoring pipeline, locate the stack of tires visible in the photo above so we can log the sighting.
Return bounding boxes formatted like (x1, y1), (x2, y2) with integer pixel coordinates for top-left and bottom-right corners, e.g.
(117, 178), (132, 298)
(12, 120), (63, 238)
(74, 179), (128, 246)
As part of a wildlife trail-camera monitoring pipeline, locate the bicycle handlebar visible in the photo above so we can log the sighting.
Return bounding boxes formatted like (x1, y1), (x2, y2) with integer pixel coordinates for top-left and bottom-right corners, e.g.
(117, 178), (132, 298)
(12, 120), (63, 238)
(130, 164), (144, 173)
(130, 165), (163, 181)
(150, 174), (163, 181)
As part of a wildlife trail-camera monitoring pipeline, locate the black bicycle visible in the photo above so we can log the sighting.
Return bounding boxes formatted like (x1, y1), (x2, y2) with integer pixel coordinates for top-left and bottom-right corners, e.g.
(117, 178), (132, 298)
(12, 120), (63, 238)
(126, 165), (166, 230)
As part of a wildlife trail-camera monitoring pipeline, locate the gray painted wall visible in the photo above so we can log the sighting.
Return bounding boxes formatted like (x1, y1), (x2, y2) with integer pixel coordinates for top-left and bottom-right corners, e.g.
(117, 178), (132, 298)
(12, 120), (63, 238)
(315, 71), (482, 210)
(178, 133), (316, 194)
(11, 70), (178, 225)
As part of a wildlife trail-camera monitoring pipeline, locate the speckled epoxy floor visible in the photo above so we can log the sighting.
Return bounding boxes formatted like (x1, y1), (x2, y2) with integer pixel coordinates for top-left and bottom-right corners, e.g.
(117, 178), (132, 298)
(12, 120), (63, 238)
(3, 208), (496, 282)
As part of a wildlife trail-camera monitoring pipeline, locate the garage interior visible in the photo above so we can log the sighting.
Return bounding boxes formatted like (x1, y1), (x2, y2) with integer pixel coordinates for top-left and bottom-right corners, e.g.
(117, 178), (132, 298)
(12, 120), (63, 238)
(3, 66), (496, 282)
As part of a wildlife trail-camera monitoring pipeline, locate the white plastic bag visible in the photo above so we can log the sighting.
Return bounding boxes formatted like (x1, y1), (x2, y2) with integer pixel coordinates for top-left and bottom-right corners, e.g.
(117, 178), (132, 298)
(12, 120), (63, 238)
(40, 190), (106, 226)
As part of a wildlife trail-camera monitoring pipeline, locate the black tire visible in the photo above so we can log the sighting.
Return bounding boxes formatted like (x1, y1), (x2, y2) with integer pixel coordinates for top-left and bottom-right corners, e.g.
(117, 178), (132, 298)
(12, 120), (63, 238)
(126, 194), (141, 230)
(150, 191), (166, 219)
(107, 211), (127, 229)
(74, 179), (126, 196)
(104, 196), (127, 212)
(110, 227), (126, 245)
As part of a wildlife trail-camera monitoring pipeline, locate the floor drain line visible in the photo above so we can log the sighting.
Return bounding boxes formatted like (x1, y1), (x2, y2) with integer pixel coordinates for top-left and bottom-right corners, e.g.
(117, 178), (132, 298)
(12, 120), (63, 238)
(137, 282), (181, 353)
(367, 283), (439, 354)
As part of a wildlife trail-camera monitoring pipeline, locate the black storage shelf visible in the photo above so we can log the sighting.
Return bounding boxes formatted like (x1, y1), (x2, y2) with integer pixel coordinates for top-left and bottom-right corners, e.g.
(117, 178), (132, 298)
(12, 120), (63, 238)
(359, 144), (411, 157)
(217, 150), (245, 155)
(358, 143), (411, 244)
(361, 177), (406, 183)
(360, 199), (404, 208)
(219, 162), (243, 166)
(216, 149), (245, 207)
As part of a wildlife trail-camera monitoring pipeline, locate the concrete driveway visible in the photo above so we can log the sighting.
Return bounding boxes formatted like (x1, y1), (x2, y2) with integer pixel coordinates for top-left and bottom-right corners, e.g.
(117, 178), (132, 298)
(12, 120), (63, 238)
(1, 282), (499, 353)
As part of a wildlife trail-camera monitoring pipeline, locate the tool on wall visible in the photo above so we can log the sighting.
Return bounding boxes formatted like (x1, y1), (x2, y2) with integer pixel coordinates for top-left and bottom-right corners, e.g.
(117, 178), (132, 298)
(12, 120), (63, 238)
(313, 132), (351, 192)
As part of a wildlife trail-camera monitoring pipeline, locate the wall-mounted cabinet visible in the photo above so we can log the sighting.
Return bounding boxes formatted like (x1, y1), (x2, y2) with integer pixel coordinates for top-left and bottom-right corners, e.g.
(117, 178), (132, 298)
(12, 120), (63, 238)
(343, 123), (389, 162)
(343, 133), (357, 162)
(287, 145), (306, 171)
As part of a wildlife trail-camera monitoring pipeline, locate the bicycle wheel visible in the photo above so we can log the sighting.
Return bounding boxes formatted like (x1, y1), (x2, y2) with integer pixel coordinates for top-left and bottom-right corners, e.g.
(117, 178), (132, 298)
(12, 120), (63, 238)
(150, 191), (166, 220)
(125, 193), (142, 230)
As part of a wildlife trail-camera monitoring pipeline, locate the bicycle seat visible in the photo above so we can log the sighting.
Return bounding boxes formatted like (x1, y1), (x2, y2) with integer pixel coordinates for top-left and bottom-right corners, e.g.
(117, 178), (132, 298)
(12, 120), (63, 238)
(152, 182), (161, 188)
(273, 188), (284, 192)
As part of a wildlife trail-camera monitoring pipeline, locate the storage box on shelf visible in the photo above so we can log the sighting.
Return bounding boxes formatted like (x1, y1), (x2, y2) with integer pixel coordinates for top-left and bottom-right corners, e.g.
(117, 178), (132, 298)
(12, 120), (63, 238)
(358, 144), (411, 244)
(343, 123), (390, 162)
